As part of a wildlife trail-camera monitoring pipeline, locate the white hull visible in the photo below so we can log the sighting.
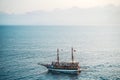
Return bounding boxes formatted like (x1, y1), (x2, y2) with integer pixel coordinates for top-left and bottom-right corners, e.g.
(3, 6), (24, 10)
(48, 68), (80, 74)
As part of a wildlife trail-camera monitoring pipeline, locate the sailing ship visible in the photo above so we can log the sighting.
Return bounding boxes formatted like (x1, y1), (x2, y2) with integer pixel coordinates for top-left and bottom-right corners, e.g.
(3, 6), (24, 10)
(38, 48), (80, 74)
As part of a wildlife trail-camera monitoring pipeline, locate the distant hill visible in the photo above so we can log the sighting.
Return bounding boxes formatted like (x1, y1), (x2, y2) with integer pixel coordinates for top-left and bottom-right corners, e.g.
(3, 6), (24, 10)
(0, 5), (120, 25)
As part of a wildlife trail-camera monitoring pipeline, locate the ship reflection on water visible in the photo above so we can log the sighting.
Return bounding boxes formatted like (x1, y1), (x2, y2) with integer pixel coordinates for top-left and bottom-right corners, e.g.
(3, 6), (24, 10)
(40, 71), (79, 80)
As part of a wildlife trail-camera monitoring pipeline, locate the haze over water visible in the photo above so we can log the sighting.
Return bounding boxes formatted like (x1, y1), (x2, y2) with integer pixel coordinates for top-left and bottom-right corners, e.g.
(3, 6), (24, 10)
(0, 25), (120, 80)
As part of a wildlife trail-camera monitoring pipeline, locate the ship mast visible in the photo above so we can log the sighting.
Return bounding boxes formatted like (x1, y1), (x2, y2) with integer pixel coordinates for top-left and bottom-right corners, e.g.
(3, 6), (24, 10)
(57, 48), (59, 64)
(71, 47), (74, 63)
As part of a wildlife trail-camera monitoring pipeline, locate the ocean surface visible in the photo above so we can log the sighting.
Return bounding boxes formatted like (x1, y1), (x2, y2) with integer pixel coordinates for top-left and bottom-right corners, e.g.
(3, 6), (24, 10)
(0, 25), (120, 80)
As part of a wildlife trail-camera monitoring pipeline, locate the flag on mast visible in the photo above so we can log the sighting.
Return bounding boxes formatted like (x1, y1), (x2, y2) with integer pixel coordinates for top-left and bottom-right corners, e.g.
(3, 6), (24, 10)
(74, 49), (76, 52)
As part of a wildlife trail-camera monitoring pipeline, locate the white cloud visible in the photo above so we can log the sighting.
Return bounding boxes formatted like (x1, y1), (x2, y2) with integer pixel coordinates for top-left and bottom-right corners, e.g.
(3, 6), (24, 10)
(0, 0), (120, 14)
(0, 5), (120, 25)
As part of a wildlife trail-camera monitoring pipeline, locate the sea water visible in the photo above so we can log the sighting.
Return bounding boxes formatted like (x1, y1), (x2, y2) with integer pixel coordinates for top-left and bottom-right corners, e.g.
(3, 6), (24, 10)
(0, 25), (120, 80)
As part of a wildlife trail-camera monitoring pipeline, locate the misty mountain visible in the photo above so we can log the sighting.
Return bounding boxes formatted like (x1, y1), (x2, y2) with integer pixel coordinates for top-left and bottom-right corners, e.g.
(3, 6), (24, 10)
(0, 5), (120, 25)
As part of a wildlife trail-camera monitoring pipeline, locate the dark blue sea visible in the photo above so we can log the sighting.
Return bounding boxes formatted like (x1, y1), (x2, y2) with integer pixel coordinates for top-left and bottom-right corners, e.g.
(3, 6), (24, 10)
(0, 25), (120, 80)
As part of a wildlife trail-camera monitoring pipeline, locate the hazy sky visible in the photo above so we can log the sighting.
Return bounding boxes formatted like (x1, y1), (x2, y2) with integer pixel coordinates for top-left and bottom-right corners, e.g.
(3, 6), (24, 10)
(0, 0), (120, 14)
